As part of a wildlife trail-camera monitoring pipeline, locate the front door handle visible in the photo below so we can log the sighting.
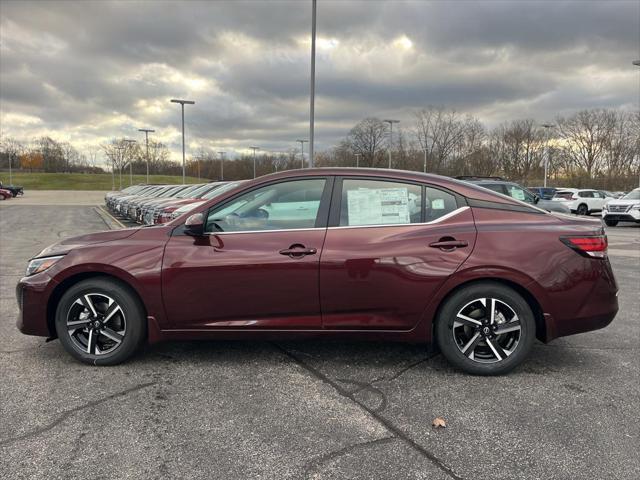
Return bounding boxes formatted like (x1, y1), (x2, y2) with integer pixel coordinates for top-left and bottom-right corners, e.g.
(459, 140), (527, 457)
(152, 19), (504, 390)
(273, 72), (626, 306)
(279, 244), (317, 258)
(429, 238), (469, 251)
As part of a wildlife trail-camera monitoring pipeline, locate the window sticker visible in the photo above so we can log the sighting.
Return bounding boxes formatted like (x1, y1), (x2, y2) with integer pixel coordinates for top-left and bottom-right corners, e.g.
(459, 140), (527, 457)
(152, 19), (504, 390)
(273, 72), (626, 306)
(510, 188), (526, 200)
(347, 187), (410, 225)
(432, 198), (445, 210)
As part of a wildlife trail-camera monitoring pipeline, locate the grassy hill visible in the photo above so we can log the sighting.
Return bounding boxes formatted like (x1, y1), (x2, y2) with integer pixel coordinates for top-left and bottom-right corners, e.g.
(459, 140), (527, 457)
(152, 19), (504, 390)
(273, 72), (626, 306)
(1, 172), (204, 191)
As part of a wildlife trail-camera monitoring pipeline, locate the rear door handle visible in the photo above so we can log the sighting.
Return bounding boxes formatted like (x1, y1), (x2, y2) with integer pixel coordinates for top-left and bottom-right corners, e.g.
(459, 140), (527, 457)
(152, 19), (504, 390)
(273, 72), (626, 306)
(279, 244), (317, 258)
(429, 239), (468, 250)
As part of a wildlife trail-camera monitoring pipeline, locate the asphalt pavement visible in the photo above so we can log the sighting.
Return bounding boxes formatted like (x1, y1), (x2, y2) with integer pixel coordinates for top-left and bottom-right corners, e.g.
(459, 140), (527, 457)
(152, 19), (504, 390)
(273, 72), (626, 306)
(0, 202), (638, 480)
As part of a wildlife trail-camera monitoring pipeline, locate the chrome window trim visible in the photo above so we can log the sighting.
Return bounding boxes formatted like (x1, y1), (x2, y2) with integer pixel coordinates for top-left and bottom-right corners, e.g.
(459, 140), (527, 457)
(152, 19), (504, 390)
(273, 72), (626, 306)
(202, 206), (469, 235)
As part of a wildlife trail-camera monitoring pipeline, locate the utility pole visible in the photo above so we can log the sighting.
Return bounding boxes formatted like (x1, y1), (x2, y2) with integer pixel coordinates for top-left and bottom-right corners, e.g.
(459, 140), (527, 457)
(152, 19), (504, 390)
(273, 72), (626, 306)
(250, 146), (260, 178)
(383, 119), (400, 169)
(123, 139), (136, 186)
(634, 61), (640, 187)
(170, 99), (195, 184)
(217, 151), (225, 181)
(138, 128), (155, 184)
(296, 140), (308, 168)
(308, 0), (317, 168)
(541, 124), (554, 188)
(355, 153), (361, 168)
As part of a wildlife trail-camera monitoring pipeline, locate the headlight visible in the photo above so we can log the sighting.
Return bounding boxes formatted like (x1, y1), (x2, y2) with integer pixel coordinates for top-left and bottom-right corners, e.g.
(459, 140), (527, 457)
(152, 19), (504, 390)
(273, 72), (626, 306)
(631, 204), (640, 211)
(25, 255), (64, 276)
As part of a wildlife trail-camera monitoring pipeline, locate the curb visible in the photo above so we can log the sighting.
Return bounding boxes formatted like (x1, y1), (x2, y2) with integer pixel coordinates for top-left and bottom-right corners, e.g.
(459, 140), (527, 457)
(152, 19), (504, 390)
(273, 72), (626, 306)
(94, 206), (126, 230)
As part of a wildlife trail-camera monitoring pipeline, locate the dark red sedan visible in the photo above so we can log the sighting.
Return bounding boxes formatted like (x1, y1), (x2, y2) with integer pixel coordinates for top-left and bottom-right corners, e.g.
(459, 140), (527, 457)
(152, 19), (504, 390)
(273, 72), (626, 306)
(17, 169), (618, 374)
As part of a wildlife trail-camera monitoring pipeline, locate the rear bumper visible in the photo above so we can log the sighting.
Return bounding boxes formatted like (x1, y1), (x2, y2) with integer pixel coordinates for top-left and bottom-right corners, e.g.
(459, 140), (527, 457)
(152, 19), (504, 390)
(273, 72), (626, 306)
(16, 274), (57, 337)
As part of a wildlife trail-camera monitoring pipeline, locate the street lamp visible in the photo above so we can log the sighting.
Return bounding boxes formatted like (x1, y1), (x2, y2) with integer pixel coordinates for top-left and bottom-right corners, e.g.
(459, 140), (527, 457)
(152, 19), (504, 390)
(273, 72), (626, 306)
(123, 139), (136, 186)
(170, 99), (195, 184)
(114, 145), (125, 190)
(308, 0), (317, 168)
(541, 124), (554, 188)
(250, 146), (260, 178)
(138, 128), (155, 184)
(217, 151), (225, 181)
(296, 139), (308, 168)
(383, 119), (400, 169)
(634, 61), (640, 187)
(355, 153), (361, 168)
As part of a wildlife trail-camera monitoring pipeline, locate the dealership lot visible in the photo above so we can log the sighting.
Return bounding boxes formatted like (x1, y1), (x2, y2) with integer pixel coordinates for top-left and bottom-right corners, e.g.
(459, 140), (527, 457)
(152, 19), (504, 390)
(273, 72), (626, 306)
(1, 198), (638, 479)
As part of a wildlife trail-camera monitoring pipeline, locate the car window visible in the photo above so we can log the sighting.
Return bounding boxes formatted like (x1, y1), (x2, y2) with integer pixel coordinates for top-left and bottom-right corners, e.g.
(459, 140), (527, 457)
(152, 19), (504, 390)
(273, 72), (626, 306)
(481, 184), (507, 195)
(593, 191), (604, 199)
(506, 185), (535, 203)
(206, 178), (326, 233)
(579, 191), (594, 198)
(339, 179), (422, 226)
(425, 187), (458, 221)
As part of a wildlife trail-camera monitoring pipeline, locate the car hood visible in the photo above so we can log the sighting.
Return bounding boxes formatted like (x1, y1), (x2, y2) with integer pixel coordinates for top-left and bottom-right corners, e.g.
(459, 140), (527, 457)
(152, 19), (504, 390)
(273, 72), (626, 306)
(35, 228), (139, 258)
(606, 199), (639, 206)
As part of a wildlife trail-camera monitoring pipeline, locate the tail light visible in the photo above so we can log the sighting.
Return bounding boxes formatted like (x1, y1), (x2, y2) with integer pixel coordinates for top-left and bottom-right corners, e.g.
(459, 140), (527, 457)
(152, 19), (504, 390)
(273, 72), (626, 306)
(560, 235), (608, 258)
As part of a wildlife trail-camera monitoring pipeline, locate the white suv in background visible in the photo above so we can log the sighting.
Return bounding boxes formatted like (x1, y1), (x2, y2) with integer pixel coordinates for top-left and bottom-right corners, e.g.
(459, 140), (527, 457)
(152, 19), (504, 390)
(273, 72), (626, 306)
(602, 188), (640, 226)
(552, 189), (613, 215)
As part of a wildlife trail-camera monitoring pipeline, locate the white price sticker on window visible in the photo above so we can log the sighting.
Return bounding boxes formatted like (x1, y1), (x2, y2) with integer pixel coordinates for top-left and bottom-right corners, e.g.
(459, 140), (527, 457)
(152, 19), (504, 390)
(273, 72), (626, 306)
(347, 187), (410, 225)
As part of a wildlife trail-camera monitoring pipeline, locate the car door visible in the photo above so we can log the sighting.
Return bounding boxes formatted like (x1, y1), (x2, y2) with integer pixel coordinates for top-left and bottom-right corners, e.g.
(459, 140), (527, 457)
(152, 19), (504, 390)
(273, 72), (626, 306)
(161, 177), (332, 329)
(319, 177), (476, 330)
(591, 191), (605, 211)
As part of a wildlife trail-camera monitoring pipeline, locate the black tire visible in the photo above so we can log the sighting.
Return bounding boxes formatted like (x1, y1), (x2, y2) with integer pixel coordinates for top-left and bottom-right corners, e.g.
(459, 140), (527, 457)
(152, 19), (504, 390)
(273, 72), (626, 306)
(55, 278), (146, 365)
(435, 282), (536, 375)
(576, 203), (589, 215)
(604, 219), (618, 227)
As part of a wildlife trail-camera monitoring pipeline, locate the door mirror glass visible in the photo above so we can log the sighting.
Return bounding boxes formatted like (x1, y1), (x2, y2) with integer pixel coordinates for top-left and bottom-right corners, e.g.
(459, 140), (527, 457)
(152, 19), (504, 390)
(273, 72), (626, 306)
(184, 213), (204, 236)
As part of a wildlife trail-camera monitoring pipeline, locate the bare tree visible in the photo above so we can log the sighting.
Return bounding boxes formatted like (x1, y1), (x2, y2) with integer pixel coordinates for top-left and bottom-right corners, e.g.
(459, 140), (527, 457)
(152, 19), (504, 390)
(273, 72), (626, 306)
(344, 117), (388, 167)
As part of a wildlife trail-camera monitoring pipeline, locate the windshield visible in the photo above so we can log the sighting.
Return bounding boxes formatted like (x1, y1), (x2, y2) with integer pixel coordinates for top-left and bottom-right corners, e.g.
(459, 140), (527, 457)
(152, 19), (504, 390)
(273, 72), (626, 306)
(623, 189), (640, 200)
(202, 182), (243, 199)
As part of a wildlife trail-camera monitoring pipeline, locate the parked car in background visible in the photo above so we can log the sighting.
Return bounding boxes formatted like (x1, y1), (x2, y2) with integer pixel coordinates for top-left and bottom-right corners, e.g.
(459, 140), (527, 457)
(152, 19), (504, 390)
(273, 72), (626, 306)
(601, 188), (640, 226)
(528, 186), (556, 200)
(18, 168), (617, 375)
(0, 187), (13, 200)
(455, 177), (570, 214)
(0, 181), (24, 197)
(148, 182), (231, 225)
(552, 189), (612, 215)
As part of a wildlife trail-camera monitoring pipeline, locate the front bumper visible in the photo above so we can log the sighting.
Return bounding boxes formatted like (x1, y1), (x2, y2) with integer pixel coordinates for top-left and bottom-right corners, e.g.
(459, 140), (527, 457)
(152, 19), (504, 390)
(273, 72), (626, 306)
(16, 273), (58, 337)
(603, 209), (640, 223)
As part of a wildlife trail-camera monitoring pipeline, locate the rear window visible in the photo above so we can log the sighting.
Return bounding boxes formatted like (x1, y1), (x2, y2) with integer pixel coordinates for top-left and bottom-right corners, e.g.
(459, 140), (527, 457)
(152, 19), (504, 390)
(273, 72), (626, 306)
(555, 191), (574, 200)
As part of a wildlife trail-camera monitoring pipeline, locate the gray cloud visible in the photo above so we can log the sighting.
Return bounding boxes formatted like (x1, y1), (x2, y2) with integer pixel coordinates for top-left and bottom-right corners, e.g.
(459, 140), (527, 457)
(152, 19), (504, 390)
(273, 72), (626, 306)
(1, 0), (638, 161)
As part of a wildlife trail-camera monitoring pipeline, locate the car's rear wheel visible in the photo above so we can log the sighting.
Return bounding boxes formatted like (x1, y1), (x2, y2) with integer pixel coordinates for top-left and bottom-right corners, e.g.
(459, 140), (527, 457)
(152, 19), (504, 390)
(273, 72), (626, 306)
(604, 219), (618, 227)
(576, 203), (589, 215)
(435, 282), (535, 375)
(55, 278), (146, 365)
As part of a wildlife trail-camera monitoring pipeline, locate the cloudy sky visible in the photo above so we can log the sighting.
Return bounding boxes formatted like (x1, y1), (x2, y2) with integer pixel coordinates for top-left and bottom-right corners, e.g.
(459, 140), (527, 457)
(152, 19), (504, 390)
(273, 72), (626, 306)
(1, 0), (638, 163)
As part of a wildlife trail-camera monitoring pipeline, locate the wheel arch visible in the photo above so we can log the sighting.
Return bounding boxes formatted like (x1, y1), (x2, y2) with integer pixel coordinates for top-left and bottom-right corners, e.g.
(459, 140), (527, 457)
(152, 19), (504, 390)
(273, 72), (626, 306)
(431, 277), (546, 345)
(46, 272), (148, 339)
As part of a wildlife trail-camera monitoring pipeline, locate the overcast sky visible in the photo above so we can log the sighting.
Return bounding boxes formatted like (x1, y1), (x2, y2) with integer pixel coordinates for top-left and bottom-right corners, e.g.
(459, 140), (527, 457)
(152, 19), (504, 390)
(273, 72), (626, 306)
(1, 0), (638, 162)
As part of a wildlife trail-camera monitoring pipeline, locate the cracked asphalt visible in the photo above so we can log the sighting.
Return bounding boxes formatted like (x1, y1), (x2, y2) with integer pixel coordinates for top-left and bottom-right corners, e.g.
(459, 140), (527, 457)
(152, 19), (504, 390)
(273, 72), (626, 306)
(0, 202), (638, 480)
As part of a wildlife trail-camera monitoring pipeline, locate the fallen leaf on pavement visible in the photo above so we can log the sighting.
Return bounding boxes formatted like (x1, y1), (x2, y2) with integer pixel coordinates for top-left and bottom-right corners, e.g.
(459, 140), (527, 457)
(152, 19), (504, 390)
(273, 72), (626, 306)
(432, 417), (447, 429)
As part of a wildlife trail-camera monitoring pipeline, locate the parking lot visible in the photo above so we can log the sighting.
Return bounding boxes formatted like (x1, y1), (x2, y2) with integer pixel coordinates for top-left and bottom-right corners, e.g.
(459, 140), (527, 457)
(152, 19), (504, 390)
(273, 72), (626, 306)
(1, 194), (638, 480)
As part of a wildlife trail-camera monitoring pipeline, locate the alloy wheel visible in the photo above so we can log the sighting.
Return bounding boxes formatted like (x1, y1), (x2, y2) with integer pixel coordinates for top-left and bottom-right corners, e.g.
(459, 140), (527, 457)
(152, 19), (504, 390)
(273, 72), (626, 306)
(66, 293), (126, 355)
(452, 297), (521, 363)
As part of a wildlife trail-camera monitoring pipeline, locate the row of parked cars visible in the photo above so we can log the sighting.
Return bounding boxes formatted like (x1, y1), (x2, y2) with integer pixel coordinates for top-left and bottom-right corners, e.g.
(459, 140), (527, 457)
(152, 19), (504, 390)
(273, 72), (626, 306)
(104, 181), (238, 225)
(105, 175), (640, 228)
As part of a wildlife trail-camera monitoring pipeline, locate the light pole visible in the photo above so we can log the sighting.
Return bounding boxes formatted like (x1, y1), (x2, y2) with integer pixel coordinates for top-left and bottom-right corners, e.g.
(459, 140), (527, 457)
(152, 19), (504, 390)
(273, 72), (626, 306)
(250, 146), (260, 178)
(114, 146), (125, 190)
(123, 139), (136, 186)
(296, 139), (308, 168)
(541, 124), (554, 187)
(383, 119), (400, 169)
(170, 99), (195, 184)
(355, 153), (361, 168)
(138, 128), (155, 184)
(308, 0), (317, 168)
(634, 61), (640, 187)
(217, 151), (225, 181)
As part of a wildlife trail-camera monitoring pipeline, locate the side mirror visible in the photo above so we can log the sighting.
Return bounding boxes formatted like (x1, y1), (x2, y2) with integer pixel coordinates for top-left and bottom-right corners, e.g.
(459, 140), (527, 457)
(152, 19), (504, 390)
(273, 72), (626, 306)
(184, 213), (204, 236)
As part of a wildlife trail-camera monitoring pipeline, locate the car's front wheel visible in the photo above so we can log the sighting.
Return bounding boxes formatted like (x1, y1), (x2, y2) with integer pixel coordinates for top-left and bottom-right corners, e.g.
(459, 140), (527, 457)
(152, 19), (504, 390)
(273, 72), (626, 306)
(55, 278), (146, 365)
(435, 282), (536, 375)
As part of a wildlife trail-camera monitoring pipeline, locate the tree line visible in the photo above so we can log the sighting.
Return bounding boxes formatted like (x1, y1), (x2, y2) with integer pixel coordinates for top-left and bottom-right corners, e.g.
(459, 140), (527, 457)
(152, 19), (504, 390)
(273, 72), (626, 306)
(1, 107), (638, 190)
